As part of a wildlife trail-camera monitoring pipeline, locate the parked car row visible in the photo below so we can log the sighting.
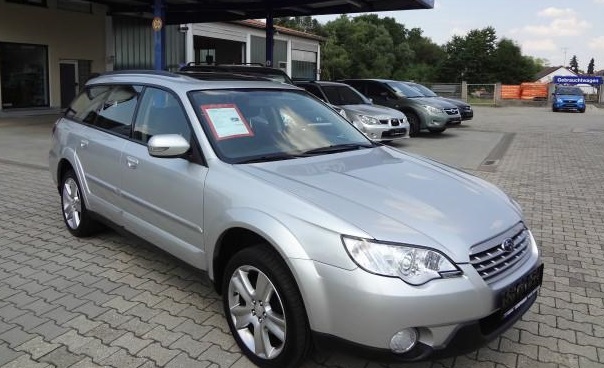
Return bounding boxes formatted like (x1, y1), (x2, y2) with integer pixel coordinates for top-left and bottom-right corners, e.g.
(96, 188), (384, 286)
(50, 67), (540, 368)
(180, 63), (474, 141)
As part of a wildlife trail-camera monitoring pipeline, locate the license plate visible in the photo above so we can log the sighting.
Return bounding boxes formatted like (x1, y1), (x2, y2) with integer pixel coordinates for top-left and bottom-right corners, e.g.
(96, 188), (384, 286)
(499, 264), (543, 319)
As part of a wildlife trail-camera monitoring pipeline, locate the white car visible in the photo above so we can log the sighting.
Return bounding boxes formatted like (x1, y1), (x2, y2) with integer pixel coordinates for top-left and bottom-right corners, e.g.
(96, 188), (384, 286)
(295, 80), (410, 142)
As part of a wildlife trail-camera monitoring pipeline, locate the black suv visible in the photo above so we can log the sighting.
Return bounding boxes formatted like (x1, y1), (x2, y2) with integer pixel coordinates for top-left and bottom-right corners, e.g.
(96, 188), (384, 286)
(179, 62), (294, 84)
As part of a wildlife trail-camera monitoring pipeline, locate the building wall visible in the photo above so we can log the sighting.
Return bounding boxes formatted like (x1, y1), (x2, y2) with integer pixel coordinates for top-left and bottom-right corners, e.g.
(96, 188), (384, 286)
(0, 0), (106, 109)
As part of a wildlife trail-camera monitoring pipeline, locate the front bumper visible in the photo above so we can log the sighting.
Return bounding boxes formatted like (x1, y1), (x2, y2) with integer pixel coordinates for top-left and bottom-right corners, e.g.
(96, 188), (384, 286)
(361, 122), (409, 141)
(461, 109), (474, 120)
(291, 247), (541, 360)
(553, 101), (585, 111)
(313, 284), (538, 361)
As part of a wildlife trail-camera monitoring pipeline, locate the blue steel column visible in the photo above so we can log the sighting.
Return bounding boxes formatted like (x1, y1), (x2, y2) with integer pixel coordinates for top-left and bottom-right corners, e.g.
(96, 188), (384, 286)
(153, 0), (166, 70)
(265, 10), (274, 67)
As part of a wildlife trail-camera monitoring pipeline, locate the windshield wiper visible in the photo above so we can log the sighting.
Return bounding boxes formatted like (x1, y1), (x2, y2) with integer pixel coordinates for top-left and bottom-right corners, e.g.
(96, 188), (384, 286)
(302, 143), (374, 155)
(236, 152), (303, 164)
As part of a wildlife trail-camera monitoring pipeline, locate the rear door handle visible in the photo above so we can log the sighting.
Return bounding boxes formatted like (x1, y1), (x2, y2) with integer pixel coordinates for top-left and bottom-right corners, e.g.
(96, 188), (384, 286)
(80, 139), (89, 148)
(126, 156), (139, 169)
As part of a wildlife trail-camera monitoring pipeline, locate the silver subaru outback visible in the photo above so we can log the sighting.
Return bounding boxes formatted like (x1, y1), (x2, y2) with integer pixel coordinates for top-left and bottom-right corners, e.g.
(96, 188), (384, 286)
(49, 71), (543, 367)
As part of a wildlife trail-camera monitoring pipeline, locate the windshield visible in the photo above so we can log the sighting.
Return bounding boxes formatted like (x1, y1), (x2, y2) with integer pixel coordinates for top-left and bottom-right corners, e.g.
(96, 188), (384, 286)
(190, 89), (373, 163)
(322, 85), (369, 105)
(386, 81), (424, 98)
(555, 86), (583, 95)
(408, 83), (438, 97)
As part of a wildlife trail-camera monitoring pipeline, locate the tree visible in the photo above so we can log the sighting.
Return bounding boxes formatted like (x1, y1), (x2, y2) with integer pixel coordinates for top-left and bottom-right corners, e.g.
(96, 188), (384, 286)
(274, 16), (325, 36)
(321, 16), (395, 79)
(569, 55), (579, 73)
(437, 27), (497, 82)
(587, 58), (595, 74)
(490, 38), (541, 84)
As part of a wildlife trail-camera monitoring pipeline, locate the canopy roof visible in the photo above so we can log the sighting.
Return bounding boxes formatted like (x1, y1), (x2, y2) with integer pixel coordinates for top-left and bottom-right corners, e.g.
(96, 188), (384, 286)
(103, 0), (434, 24)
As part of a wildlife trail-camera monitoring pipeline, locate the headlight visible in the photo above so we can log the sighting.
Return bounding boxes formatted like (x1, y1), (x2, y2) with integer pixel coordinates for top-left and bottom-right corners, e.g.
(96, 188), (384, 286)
(358, 115), (380, 125)
(342, 236), (461, 285)
(422, 105), (442, 115)
(557, 98), (563, 103)
(578, 98), (585, 104)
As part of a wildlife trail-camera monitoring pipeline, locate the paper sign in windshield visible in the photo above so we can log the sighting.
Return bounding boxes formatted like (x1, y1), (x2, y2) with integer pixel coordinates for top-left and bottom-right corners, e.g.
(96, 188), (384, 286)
(201, 104), (253, 140)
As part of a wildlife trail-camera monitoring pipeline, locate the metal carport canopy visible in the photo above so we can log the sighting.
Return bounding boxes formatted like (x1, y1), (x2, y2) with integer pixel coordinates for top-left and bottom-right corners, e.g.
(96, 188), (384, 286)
(100, 0), (434, 70)
(104, 0), (434, 24)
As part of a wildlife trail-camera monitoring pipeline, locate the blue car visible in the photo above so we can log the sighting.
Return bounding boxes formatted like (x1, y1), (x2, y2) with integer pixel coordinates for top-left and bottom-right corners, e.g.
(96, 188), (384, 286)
(552, 86), (586, 113)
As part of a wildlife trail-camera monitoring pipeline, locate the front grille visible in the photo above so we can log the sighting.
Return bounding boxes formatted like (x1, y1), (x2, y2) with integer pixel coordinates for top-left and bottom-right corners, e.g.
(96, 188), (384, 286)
(380, 118), (400, 126)
(470, 223), (531, 282)
(444, 108), (459, 115)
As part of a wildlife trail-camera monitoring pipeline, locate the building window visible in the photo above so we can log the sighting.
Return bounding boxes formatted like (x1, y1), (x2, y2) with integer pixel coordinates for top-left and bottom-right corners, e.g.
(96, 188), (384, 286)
(57, 0), (92, 13)
(6, 0), (47, 7)
(0, 42), (49, 109)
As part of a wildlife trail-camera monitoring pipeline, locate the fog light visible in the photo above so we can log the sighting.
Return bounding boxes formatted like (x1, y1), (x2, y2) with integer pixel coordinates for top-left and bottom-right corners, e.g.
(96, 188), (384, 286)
(389, 328), (418, 353)
(370, 132), (378, 138)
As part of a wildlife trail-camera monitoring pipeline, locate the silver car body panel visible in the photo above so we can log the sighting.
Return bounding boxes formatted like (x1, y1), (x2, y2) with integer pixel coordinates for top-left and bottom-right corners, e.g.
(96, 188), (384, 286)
(49, 72), (541, 355)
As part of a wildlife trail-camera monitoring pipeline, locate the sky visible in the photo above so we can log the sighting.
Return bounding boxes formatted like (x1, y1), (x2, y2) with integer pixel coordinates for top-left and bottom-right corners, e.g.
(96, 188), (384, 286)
(315, 0), (604, 73)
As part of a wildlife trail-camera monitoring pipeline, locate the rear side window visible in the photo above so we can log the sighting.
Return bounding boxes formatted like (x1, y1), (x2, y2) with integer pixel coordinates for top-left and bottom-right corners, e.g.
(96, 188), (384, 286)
(66, 84), (141, 137)
(301, 84), (325, 101)
(66, 85), (111, 122)
(94, 85), (140, 136)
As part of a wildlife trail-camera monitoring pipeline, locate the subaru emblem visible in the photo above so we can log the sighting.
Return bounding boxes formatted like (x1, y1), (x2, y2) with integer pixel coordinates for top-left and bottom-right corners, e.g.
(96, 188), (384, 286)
(501, 238), (514, 253)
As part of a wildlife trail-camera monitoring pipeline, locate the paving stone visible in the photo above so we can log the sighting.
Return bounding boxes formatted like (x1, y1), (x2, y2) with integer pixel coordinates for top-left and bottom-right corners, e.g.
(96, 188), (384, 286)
(142, 325), (183, 348)
(63, 314), (102, 334)
(72, 301), (109, 319)
(0, 343), (24, 366)
(164, 352), (210, 368)
(41, 306), (80, 325)
(28, 320), (70, 341)
(15, 336), (60, 360)
(137, 342), (181, 366)
(0, 304), (28, 321)
(172, 319), (213, 340)
(85, 323), (127, 344)
(100, 348), (150, 368)
(0, 354), (53, 368)
(197, 345), (240, 367)
(169, 334), (211, 358)
(72, 336), (121, 364)
(111, 332), (153, 354)
(0, 326), (37, 348)
(118, 317), (157, 338)
(10, 312), (48, 332)
(148, 311), (187, 330)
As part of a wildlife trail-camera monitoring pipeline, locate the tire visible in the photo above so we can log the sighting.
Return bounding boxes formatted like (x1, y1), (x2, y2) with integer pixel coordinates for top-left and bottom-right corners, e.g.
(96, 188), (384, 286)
(428, 127), (445, 134)
(579, 108), (586, 113)
(406, 111), (420, 137)
(552, 106), (558, 112)
(60, 170), (101, 237)
(222, 244), (311, 368)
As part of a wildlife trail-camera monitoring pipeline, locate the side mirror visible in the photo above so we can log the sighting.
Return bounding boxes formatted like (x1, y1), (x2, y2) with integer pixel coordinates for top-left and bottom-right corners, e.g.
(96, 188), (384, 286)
(148, 134), (190, 158)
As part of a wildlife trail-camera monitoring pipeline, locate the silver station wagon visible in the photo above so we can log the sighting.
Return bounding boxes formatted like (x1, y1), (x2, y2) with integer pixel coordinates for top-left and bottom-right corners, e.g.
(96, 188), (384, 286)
(49, 71), (543, 367)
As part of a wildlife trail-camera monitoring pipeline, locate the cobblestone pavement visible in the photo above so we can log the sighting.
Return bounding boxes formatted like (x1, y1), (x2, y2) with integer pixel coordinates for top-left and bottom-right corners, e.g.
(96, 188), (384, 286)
(1, 106), (603, 368)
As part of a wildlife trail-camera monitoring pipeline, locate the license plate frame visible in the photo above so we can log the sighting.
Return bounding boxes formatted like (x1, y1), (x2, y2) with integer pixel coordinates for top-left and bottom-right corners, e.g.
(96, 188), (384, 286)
(499, 264), (544, 319)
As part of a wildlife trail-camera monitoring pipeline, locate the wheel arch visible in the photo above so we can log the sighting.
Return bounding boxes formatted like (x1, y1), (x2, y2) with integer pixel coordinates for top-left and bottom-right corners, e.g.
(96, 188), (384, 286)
(209, 211), (311, 296)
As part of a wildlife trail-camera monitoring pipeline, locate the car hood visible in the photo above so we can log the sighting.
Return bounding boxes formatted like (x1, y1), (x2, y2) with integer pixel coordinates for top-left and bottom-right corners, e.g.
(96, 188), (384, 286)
(555, 94), (583, 100)
(339, 104), (405, 119)
(239, 147), (522, 262)
(438, 97), (471, 108)
(409, 96), (457, 109)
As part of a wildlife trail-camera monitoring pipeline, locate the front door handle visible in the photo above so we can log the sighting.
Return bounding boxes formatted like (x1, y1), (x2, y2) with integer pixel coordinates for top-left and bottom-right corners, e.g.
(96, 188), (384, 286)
(126, 156), (139, 169)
